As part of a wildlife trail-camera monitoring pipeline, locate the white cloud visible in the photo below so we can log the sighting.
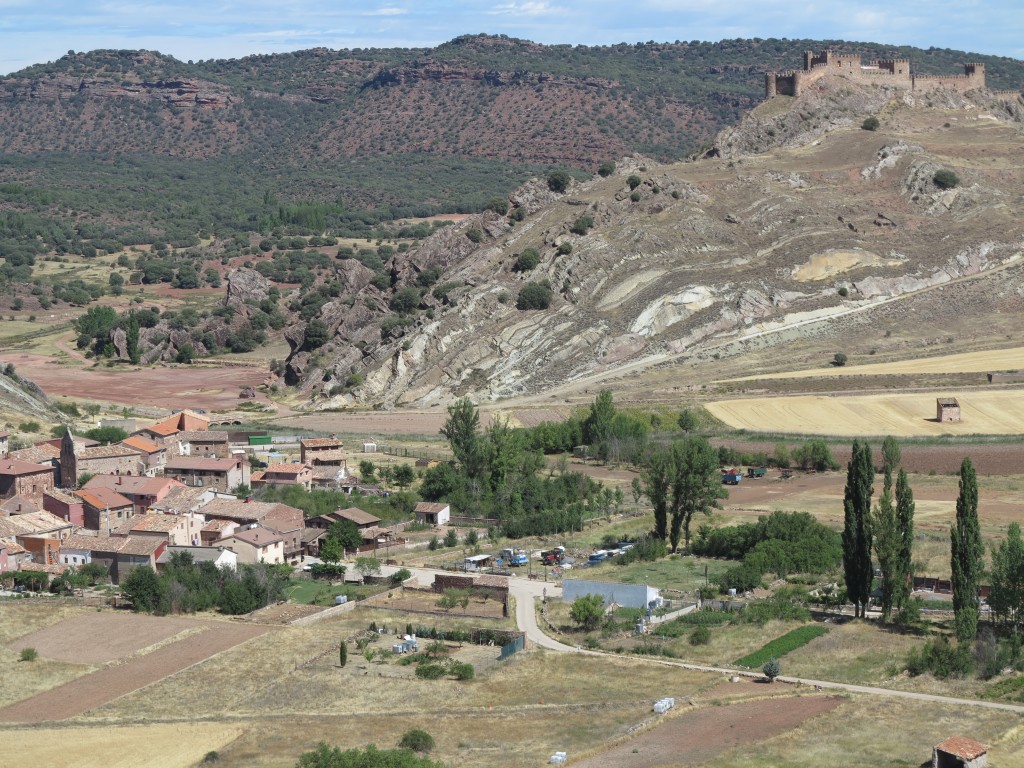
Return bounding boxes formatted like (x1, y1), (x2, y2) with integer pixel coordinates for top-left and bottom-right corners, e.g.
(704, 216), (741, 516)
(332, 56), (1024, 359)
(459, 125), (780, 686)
(362, 6), (407, 15)
(486, 2), (562, 16)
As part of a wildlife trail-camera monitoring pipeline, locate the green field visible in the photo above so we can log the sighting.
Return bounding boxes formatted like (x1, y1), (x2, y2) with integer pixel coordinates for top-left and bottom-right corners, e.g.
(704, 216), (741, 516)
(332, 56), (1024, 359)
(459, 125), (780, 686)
(736, 625), (830, 668)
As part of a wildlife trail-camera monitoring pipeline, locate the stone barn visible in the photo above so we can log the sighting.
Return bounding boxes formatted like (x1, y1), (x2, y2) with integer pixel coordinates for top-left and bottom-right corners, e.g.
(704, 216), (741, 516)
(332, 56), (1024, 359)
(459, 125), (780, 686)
(932, 736), (988, 768)
(936, 397), (961, 423)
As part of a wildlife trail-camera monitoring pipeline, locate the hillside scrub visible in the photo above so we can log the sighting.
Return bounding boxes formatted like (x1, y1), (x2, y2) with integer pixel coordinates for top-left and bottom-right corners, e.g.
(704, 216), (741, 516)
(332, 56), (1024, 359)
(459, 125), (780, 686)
(516, 280), (552, 310)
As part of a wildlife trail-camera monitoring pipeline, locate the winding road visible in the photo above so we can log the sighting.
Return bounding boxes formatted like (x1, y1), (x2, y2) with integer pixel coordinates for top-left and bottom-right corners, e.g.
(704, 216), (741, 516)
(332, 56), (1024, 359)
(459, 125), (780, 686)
(398, 565), (1024, 714)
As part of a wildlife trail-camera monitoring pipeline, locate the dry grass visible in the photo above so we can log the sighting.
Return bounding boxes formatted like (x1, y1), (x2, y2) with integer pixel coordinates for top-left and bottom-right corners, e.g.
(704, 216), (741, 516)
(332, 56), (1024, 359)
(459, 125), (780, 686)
(0, 722), (244, 768)
(706, 389), (1024, 437)
(707, 696), (1024, 768)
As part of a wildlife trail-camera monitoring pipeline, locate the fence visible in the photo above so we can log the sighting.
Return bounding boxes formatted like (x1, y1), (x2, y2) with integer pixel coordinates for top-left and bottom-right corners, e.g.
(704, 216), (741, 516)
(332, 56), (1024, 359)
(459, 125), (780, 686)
(448, 516), (499, 527)
(500, 634), (526, 660)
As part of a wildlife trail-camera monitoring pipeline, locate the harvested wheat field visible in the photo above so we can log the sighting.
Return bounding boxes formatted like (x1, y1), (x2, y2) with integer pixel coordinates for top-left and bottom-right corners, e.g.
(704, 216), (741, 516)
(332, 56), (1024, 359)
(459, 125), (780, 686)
(706, 389), (1024, 437)
(572, 695), (844, 768)
(721, 346), (1024, 382)
(0, 723), (243, 768)
(0, 620), (270, 723)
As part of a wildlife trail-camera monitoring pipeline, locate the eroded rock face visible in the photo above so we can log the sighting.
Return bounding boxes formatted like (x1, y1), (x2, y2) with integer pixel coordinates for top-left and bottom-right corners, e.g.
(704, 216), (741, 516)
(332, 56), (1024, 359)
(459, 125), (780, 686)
(225, 269), (271, 305)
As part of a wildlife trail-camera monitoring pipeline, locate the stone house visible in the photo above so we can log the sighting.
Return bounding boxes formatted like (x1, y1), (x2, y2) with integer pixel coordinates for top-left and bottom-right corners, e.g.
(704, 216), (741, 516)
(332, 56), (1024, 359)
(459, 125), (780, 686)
(216, 527), (285, 565)
(172, 430), (230, 458)
(157, 544), (237, 571)
(59, 430), (144, 486)
(88, 534), (167, 584)
(0, 537), (27, 572)
(164, 457), (250, 493)
(59, 532), (100, 568)
(200, 498), (304, 564)
(0, 510), (74, 566)
(120, 512), (204, 547)
(200, 517), (239, 546)
(254, 463), (313, 491)
(0, 458), (56, 506)
(43, 488), (85, 527)
(76, 487), (136, 533)
(937, 397), (961, 423)
(120, 436), (168, 475)
(300, 437), (346, 467)
(83, 474), (185, 514)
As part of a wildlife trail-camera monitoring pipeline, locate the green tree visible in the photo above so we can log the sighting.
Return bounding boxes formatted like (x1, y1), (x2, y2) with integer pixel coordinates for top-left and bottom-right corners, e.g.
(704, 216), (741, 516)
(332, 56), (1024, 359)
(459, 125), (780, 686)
(547, 170), (571, 193)
(678, 408), (699, 432)
(951, 457), (984, 642)
(569, 594), (605, 630)
(324, 519), (363, 558)
(358, 460), (376, 480)
(862, 116), (880, 131)
(881, 435), (901, 474)
(989, 522), (1024, 635)
(933, 169), (960, 189)
(762, 657), (781, 682)
(627, 175), (642, 190)
(873, 466), (899, 621)
(339, 640), (348, 667)
(297, 743), (447, 768)
(398, 729), (435, 754)
(597, 161), (616, 177)
(126, 314), (140, 364)
(643, 448), (672, 541)
(842, 440), (874, 618)
(833, 352), (848, 367)
(516, 281), (553, 310)
(354, 557), (381, 581)
(513, 248), (540, 272)
(443, 528), (458, 547)
(393, 464), (415, 489)
(440, 397), (485, 479)
(583, 390), (616, 451)
(121, 565), (164, 613)
(668, 436), (726, 551)
(303, 318), (330, 351)
(894, 469), (916, 622)
(84, 426), (129, 444)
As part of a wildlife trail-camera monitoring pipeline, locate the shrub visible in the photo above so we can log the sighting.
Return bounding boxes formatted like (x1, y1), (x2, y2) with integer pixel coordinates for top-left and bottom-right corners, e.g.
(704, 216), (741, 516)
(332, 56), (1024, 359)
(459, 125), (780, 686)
(465, 227), (483, 243)
(484, 198), (509, 216)
(630, 191), (642, 202)
(399, 729), (435, 753)
(627, 175), (642, 190)
(428, 536), (440, 551)
(832, 352), (848, 367)
(443, 529), (458, 547)
(415, 663), (446, 680)
(391, 568), (412, 585)
(547, 170), (571, 193)
(906, 637), (973, 679)
(516, 281), (553, 311)
(570, 594), (606, 630)
(862, 116), (880, 131)
(19, 647), (38, 662)
(201, 751), (221, 764)
(598, 161), (616, 177)
(933, 169), (960, 189)
(837, 286), (849, 297)
(19, 421), (40, 433)
(514, 248), (540, 272)
(570, 214), (594, 235)
(556, 242), (573, 256)
(689, 626), (712, 646)
(762, 657), (781, 681)
(450, 661), (475, 680)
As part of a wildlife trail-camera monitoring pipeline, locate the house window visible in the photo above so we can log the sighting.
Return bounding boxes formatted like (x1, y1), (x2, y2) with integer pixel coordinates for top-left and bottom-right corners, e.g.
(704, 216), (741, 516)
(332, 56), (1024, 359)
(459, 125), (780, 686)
(117, 510), (123, 518)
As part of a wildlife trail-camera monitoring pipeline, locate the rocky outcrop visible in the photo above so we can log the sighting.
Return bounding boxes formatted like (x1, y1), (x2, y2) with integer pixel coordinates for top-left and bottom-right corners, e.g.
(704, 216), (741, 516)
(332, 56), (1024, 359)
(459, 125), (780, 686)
(225, 268), (272, 305)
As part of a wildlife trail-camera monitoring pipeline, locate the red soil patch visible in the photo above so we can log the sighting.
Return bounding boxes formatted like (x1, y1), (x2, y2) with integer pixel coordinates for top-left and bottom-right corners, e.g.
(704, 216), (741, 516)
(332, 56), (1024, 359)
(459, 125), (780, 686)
(7, 613), (201, 664)
(573, 695), (843, 768)
(6, 353), (267, 411)
(0, 621), (270, 723)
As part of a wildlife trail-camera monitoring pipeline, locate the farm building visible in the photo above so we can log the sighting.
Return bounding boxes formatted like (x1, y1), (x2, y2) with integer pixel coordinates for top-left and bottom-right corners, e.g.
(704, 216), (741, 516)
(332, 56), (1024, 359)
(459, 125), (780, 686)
(936, 397), (961, 423)
(562, 579), (662, 610)
(415, 501), (451, 526)
(932, 736), (988, 768)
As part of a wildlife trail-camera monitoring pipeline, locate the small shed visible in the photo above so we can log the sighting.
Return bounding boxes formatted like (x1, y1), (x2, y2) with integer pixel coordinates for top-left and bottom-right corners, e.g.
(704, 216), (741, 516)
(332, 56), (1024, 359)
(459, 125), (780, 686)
(936, 397), (961, 423)
(362, 440), (377, 453)
(932, 736), (988, 768)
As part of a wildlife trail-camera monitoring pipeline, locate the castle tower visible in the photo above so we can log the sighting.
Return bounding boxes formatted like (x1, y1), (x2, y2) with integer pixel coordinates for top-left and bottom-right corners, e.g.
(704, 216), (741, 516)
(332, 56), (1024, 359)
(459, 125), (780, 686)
(965, 62), (986, 87)
(765, 72), (777, 98)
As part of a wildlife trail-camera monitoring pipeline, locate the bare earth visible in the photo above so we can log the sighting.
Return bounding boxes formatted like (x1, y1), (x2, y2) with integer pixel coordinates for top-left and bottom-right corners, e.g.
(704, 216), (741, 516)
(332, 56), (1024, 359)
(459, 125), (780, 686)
(7, 613), (201, 664)
(572, 695), (844, 768)
(274, 410), (491, 436)
(0, 620), (270, 723)
(4, 352), (267, 411)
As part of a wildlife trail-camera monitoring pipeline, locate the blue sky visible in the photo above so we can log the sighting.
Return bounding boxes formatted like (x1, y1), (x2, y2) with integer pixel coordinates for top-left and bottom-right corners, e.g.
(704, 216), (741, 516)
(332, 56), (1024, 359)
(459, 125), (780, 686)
(1, 1), (1021, 76)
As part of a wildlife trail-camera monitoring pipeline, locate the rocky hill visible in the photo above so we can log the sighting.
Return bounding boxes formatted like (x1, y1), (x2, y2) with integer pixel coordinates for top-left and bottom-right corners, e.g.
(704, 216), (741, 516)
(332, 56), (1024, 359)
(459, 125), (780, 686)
(277, 71), (1024, 409)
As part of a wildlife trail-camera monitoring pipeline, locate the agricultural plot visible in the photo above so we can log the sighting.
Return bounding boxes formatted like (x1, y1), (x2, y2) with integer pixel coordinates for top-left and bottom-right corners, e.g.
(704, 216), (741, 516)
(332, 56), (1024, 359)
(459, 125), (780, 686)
(705, 389), (1024, 436)
(720, 346), (1024, 382)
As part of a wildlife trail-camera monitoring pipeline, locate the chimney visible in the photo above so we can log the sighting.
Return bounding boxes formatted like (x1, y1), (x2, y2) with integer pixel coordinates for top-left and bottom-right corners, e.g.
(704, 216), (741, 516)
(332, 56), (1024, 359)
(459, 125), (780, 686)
(117, 477), (122, 485)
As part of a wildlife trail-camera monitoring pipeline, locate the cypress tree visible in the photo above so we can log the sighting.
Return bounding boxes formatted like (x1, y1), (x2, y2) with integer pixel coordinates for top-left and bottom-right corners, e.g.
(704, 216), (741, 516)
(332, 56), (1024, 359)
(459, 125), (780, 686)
(951, 457), (983, 642)
(339, 640), (347, 668)
(127, 314), (140, 365)
(894, 468), (916, 622)
(842, 441), (874, 618)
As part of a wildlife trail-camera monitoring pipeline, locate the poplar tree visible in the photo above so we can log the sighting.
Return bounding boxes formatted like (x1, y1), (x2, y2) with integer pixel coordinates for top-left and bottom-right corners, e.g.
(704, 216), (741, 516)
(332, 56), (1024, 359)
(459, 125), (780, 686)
(873, 466), (899, 621)
(951, 457), (984, 642)
(842, 441), (874, 618)
(667, 436), (725, 551)
(642, 448), (672, 541)
(894, 468), (916, 622)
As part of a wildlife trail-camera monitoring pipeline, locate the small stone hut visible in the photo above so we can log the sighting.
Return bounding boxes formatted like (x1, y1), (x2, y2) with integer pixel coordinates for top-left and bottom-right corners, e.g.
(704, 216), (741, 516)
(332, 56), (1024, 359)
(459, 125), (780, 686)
(932, 736), (988, 768)
(936, 397), (961, 423)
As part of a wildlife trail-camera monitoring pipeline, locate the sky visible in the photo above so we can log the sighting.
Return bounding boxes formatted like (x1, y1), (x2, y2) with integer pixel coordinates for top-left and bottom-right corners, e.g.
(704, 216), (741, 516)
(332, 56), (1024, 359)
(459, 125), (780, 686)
(1, 0), (1022, 76)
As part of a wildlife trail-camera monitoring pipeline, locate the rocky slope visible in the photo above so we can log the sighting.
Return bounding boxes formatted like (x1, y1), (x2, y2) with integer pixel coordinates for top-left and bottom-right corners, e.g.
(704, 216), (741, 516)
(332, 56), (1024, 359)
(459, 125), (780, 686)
(279, 76), (1024, 409)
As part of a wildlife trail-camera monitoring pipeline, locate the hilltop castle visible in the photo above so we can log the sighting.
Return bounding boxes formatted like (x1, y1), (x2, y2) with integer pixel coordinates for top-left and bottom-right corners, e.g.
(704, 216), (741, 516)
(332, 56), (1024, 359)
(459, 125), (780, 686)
(765, 50), (997, 99)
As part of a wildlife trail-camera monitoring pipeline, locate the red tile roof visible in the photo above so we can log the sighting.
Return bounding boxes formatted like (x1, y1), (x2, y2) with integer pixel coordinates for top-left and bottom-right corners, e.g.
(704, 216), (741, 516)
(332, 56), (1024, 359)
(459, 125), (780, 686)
(220, 527), (283, 547)
(165, 457), (239, 471)
(121, 436), (163, 454)
(335, 507), (380, 526)
(75, 487), (134, 510)
(0, 458), (53, 476)
(934, 737), (988, 761)
(85, 474), (183, 497)
(301, 438), (343, 448)
(264, 463), (311, 475)
(414, 502), (450, 513)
